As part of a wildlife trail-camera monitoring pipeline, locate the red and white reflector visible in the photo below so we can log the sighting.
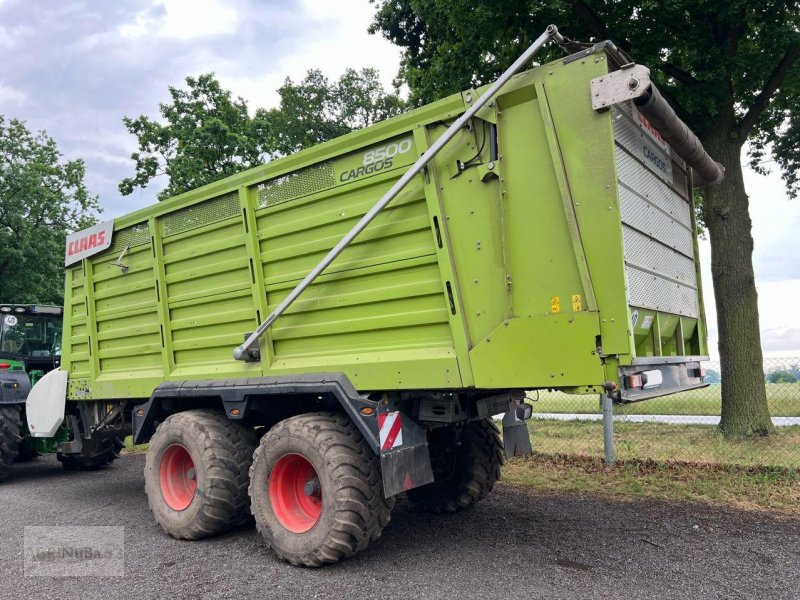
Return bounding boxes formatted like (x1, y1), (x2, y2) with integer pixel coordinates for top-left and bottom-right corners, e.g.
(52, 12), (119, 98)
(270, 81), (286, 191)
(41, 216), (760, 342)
(378, 411), (403, 451)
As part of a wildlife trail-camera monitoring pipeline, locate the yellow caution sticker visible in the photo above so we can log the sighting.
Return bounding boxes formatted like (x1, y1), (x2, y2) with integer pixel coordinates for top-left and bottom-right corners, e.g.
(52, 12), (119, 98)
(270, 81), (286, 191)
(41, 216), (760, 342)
(550, 296), (561, 313)
(572, 294), (582, 311)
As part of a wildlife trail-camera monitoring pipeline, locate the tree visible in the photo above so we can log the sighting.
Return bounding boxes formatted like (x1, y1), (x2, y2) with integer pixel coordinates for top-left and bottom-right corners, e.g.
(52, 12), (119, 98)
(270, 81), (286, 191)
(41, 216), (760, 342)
(766, 369), (797, 384)
(119, 73), (270, 201)
(370, 0), (800, 437)
(0, 116), (99, 304)
(121, 69), (405, 200)
(261, 68), (406, 155)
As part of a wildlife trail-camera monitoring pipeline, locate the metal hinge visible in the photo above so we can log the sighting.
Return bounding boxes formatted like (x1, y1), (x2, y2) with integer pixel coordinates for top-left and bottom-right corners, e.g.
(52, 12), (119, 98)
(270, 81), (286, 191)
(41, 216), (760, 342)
(590, 64), (651, 111)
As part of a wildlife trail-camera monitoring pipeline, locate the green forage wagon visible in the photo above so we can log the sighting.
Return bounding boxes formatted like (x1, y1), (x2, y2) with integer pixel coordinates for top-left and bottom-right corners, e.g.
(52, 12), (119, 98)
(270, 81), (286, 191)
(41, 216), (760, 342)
(23, 27), (717, 566)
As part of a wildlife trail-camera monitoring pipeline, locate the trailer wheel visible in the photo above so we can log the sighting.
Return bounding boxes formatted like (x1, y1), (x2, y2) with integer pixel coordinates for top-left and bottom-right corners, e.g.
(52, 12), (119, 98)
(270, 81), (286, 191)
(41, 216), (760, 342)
(249, 412), (394, 567)
(408, 418), (504, 513)
(145, 410), (257, 540)
(0, 405), (22, 481)
(58, 436), (124, 471)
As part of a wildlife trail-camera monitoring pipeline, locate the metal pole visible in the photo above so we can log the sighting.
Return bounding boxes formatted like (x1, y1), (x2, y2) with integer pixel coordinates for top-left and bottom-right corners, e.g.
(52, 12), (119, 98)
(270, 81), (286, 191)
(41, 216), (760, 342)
(234, 24), (563, 361)
(602, 394), (615, 466)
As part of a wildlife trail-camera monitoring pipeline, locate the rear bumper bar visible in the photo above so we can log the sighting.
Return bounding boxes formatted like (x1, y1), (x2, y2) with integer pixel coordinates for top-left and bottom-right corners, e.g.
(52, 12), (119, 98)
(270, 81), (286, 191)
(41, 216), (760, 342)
(618, 356), (708, 402)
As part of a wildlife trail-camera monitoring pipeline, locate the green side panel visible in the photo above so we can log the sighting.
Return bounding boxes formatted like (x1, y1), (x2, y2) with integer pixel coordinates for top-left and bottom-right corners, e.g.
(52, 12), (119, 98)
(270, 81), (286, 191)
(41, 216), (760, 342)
(253, 135), (461, 389)
(159, 191), (261, 379)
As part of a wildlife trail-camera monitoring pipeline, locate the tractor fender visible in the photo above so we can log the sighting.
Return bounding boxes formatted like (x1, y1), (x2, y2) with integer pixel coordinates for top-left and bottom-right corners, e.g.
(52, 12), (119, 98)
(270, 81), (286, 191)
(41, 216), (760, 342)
(0, 369), (31, 405)
(26, 368), (67, 437)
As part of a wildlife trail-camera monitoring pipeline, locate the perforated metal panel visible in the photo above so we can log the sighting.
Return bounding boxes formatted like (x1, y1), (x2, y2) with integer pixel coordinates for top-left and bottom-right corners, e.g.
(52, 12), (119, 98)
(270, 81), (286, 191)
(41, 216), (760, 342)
(160, 191), (240, 238)
(110, 222), (150, 251)
(622, 228), (696, 286)
(625, 267), (698, 317)
(257, 161), (336, 208)
(619, 187), (694, 257)
(614, 100), (699, 317)
(616, 148), (692, 225)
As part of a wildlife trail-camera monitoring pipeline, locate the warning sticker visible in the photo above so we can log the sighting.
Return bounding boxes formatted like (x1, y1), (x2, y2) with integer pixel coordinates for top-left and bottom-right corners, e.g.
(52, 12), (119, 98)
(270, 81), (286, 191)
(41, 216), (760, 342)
(571, 294), (582, 312)
(641, 315), (654, 330)
(551, 296), (561, 313)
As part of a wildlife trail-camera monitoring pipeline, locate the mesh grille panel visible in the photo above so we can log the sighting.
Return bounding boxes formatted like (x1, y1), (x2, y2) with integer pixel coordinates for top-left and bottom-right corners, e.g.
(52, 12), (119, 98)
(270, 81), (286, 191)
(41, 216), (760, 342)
(622, 227), (697, 286)
(626, 267), (698, 317)
(110, 222), (150, 251)
(161, 191), (240, 238)
(257, 161), (336, 208)
(616, 148), (692, 228)
(619, 187), (694, 257)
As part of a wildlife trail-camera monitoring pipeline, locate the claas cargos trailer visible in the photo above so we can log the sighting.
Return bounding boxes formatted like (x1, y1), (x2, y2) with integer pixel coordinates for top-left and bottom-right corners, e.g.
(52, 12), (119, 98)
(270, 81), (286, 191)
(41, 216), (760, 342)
(24, 27), (719, 566)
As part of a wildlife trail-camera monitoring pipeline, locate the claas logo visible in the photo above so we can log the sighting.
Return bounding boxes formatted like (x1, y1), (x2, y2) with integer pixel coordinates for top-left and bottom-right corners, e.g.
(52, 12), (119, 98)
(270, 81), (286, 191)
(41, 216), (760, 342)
(67, 230), (107, 256)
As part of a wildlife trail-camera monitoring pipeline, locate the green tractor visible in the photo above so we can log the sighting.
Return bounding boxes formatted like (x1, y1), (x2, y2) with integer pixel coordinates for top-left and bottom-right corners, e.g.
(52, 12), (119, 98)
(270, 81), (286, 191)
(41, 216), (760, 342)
(0, 305), (68, 479)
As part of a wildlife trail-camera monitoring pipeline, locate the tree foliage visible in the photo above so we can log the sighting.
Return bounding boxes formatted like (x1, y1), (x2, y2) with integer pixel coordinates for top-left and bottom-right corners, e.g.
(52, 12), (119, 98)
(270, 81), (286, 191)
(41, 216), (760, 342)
(120, 68), (405, 200)
(370, 0), (800, 437)
(0, 117), (99, 304)
(766, 369), (798, 384)
(263, 68), (406, 155)
(119, 73), (269, 201)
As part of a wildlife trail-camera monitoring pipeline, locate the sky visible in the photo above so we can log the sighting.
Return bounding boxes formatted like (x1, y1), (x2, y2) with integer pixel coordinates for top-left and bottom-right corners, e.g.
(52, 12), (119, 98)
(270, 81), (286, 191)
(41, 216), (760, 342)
(1, 0), (798, 359)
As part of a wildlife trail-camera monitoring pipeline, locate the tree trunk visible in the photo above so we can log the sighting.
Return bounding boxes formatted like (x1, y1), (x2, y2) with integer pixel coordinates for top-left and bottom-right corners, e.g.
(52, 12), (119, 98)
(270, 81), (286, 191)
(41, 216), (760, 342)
(701, 130), (774, 438)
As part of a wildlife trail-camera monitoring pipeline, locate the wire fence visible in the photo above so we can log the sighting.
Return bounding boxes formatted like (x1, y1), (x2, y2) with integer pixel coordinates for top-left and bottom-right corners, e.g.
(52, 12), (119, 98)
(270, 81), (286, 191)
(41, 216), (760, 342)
(529, 358), (800, 470)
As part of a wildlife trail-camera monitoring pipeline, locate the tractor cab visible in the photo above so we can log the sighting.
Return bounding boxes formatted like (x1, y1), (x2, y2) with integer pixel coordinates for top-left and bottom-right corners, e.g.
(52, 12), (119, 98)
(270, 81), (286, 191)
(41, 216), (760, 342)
(0, 305), (62, 379)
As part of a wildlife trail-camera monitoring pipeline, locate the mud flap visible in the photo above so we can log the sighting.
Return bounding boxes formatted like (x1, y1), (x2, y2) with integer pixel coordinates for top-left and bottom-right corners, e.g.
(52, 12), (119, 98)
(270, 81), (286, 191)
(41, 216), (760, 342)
(502, 408), (533, 458)
(378, 410), (434, 498)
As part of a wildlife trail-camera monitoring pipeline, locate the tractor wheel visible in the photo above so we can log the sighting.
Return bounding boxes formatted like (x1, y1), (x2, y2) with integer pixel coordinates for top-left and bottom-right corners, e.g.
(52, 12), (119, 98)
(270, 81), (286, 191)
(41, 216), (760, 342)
(58, 436), (125, 471)
(407, 418), (504, 513)
(15, 437), (40, 462)
(249, 412), (394, 567)
(0, 405), (22, 480)
(144, 410), (257, 540)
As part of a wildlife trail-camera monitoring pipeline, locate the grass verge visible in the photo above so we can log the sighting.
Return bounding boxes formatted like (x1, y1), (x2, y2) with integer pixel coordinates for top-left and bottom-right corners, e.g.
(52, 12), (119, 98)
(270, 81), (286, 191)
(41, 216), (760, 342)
(532, 419), (800, 469)
(531, 384), (799, 417)
(503, 453), (800, 515)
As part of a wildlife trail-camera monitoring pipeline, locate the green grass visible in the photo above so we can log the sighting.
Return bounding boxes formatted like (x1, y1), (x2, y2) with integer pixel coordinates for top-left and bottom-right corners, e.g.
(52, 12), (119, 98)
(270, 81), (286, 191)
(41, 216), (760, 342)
(503, 453), (800, 515)
(123, 435), (148, 455)
(530, 383), (800, 417)
(530, 418), (800, 469)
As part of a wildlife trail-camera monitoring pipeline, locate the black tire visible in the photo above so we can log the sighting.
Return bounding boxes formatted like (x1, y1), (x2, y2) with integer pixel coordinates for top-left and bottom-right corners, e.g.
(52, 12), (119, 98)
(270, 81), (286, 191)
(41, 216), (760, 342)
(407, 418), (504, 513)
(145, 410), (257, 540)
(249, 412), (395, 567)
(58, 436), (125, 471)
(15, 437), (40, 462)
(0, 405), (22, 481)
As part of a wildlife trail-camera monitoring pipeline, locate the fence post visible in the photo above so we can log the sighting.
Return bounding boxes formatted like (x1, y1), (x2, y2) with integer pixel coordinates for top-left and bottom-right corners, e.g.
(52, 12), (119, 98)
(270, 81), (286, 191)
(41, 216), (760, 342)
(602, 394), (616, 466)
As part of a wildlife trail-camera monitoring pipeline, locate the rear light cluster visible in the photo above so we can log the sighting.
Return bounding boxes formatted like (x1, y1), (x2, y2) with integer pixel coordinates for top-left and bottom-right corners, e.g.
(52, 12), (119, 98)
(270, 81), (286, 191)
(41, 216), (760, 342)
(624, 369), (663, 390)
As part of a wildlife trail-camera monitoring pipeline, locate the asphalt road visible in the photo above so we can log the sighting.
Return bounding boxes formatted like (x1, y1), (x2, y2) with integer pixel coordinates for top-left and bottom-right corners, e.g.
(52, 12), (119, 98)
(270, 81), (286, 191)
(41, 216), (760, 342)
(1, 454), (798, 600)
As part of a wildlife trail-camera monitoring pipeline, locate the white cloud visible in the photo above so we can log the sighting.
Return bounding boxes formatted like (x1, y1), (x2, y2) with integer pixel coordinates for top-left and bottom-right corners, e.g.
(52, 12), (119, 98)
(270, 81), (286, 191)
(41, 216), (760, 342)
(0, 83), (26, 105)
(160, 0), (239, 40)
(120, 0), (239, 41)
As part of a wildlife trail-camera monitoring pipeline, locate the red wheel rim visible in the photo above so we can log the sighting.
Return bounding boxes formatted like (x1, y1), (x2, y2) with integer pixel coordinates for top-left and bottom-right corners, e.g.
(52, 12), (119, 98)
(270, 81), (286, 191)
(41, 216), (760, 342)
(159, 444), (197, 511)
(269, 454), (322, 533)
